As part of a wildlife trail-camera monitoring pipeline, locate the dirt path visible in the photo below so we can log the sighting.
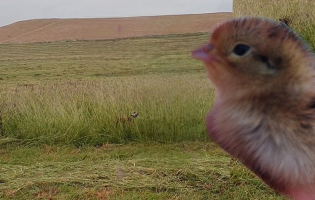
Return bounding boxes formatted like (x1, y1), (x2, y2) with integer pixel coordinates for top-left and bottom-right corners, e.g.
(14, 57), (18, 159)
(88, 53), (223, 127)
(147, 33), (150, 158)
(1, 21), (60, 43)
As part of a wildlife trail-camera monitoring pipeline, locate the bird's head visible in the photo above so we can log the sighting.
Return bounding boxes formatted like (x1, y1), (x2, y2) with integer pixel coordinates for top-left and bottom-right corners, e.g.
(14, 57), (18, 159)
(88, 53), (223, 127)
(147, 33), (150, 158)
(192, 17), (315, 99)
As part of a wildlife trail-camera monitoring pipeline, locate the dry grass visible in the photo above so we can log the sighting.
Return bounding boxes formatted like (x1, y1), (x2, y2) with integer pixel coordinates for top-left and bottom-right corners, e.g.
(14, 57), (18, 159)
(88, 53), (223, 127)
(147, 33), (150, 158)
(0, 142), (283, 199)
(234, 0), (315, 50)
(234, 0), (314, 19)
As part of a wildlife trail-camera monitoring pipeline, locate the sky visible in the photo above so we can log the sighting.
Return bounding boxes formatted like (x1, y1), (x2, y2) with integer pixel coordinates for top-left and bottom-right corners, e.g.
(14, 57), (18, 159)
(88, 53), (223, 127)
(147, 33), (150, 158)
(0, 0), (233, 27)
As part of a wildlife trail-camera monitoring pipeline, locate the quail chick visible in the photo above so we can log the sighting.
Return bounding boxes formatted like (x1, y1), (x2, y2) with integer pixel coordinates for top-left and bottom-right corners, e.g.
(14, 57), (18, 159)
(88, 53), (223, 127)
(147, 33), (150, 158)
(191, 17), (315, 200)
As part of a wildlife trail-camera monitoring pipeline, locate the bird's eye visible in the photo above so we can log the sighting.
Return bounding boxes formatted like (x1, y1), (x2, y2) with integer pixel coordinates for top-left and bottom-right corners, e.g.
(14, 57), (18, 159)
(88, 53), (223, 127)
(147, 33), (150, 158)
(232, 44), (251, 56)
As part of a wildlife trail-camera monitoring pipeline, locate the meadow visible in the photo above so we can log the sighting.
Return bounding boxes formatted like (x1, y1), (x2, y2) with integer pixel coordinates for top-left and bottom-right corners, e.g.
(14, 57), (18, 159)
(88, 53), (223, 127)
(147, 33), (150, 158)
(0, 34), (214, 145)
(0, 33), (285, 199)
(3, 1), (315, 198)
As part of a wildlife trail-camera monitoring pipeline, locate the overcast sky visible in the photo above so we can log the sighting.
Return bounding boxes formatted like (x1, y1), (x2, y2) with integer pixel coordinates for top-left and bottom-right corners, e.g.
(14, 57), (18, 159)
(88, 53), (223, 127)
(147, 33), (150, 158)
(0, 0), (233, 27)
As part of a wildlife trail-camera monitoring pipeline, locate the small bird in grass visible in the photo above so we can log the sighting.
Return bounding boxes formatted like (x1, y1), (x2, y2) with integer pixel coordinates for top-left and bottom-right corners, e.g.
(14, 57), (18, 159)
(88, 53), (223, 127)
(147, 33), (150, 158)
(115, 111), (139, 126)
(191, 17), (315, 200)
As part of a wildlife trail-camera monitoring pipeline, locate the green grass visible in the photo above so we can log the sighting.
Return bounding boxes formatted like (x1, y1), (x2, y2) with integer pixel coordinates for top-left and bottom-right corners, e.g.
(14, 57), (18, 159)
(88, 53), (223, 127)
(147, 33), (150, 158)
(0, 33), (285, 199)
(0, 33), (213, 145)
(0, 33), (208, 84)
(1, 75), (214, 145)
(0, 142), (283, 199)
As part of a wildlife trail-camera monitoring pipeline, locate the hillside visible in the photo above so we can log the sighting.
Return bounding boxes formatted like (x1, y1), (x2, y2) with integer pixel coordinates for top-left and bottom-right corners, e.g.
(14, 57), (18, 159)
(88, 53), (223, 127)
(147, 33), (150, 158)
(0, 12), (232, 44)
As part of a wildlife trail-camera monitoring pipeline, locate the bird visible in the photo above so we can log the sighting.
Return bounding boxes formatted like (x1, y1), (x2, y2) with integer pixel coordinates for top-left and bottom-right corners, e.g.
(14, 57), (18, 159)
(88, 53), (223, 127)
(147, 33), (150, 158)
(115, 111), (139, 126)
(191, 17), (315, 200)
(279, 17), (292, 27)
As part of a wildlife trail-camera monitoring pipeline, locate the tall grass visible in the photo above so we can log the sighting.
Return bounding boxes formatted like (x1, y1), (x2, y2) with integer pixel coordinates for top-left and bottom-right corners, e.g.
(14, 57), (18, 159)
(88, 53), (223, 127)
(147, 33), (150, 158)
(0, 33), (213, 146)
(0, 75), (214, 146)
(234, 0), (315, 50)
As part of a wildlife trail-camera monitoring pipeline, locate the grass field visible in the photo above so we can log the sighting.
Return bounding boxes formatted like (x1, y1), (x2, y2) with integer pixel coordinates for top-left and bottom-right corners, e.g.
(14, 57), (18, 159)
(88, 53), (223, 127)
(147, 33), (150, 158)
(234, 0), (315, 50)
(0, 33), (214, 145)
(0, 142), (284, 200)
(1, 1), (314, 198)
(0, 33), (285, 199)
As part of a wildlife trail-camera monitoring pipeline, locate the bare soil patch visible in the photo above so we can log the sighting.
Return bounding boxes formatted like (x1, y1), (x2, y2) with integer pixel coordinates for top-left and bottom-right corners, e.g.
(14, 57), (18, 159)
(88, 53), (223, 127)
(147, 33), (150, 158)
(0, 12), (232, 44)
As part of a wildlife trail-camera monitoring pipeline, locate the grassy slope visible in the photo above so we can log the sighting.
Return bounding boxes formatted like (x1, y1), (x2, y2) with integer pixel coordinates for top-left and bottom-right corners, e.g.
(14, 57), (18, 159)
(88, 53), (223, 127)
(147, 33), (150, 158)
(0, 34), (283, 199)
(0, 13), (232, 44)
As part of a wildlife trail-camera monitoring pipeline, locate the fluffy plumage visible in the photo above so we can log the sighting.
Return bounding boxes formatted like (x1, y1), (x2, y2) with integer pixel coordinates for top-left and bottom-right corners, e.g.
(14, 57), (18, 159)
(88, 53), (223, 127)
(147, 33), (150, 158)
(192, 17), (315, 199)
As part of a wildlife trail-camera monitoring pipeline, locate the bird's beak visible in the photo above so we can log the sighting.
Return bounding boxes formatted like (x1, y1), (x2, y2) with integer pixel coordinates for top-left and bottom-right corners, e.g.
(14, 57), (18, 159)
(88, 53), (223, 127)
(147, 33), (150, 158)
(191, 44), (218, 65)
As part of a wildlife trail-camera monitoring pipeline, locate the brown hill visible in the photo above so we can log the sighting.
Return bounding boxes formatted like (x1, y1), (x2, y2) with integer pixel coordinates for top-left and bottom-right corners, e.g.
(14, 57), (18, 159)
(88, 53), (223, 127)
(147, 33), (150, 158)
(0, 12), (232, 44)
